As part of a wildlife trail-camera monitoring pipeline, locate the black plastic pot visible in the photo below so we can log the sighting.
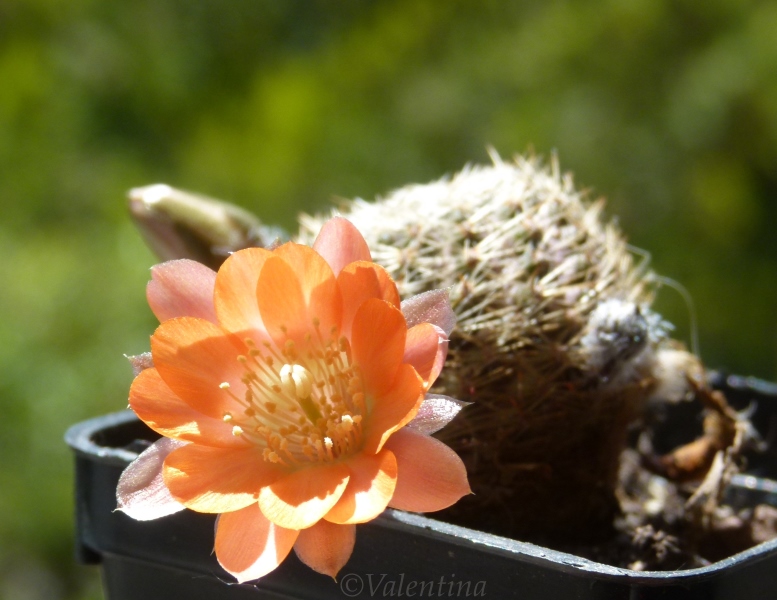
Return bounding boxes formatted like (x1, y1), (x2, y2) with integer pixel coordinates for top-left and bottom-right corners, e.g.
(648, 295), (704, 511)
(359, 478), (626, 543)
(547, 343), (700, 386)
(67, 375), (777, 600)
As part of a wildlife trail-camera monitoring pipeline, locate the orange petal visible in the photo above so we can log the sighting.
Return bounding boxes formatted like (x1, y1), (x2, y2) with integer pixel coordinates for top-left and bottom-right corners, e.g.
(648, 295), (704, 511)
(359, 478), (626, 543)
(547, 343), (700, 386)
(164, 443), (283, 513)
(151, 316), (246, 420)
(254, 254), (309, 349)
(403, 323), (448, 390)
(271, 243), (342, 340)
(350, 299), (407, 398)
(385, 428), (471, 513)
(258, 463), (350, 529)
(147, 259), (218, 323)
(325, 449), (397, 524)
(312, 217), (371, 276)
(362, 363), (424, 454)
(130, 368), (247, 448)
(215, 503), (299, 583)
(214, 247), (273, 337)
(337, 261), (400, 338)
(294, 520), (355, 579)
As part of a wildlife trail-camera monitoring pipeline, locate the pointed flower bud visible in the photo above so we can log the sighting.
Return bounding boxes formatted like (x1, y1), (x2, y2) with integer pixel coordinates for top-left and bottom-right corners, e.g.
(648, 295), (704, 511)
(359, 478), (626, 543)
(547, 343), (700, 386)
(128, 184), (286, 269)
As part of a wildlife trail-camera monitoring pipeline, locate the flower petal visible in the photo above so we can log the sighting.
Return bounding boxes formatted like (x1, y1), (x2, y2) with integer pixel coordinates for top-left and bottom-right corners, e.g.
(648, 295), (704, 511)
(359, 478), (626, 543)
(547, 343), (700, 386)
(215, 503), (299, 583)
(255, 252), (341, 351)
(403, 323), (448, 390)
(271, 243), (342, 340)
(151, 316), (246, 420)
(116, 437), (187, 521)
(312, 217), (371, 276)
(325, 449), (397, 524)
(294, 520), (355, 579)
(385, 428), (471, 513)
(130, 368), (247, 448)
(362, 363), (424, 454)
(258, 463), (350, 529)
(147, 259), (218, 323)
(337, 261), (400, 338)
(164, 444), (283, 513)
(401, 289), (456, 336)
(214, 247), (273, 336)
(350, 299), (407, 398)
(406, 394), (470, 436)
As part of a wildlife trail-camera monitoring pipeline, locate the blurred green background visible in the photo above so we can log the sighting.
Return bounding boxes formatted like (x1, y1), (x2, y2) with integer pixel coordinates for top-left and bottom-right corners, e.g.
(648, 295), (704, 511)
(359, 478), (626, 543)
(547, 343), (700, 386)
(2, 1), (776, 598)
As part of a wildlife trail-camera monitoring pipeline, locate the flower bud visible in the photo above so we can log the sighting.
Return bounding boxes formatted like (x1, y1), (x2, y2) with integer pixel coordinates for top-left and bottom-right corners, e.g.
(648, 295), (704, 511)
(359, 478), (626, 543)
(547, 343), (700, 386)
(128, 184), (286, 269)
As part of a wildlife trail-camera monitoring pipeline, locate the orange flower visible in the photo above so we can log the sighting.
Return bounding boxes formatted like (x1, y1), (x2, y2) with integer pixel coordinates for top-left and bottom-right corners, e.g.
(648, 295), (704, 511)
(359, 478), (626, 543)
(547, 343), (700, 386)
(117, 218), (470, 582)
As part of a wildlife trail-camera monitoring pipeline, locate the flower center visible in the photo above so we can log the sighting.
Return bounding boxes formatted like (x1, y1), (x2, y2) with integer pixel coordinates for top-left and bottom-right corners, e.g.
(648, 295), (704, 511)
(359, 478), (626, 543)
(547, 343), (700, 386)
(218, 322), (366, 467)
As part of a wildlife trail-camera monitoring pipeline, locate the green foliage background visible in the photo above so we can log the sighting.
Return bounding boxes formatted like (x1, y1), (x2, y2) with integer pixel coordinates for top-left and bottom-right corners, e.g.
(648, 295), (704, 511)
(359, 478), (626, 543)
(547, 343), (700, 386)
(1, 1), (776, 597)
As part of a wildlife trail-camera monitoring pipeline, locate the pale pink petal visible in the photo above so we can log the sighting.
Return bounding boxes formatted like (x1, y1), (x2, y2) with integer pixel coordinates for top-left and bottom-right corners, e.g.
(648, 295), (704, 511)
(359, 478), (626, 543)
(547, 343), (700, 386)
(325, 449), (397, 524)
(147, 259), (218, 323)
(403, 323), (448, 390)
(215, 503), (299, 583)
(406, 394), (470, 436)
(401, 289), (456, 336)
(385, 428), (471, 513)
(116, 437), (187, 521)
(312, 217), (371, 276)
(126, 352), (153, 376)
(258, 463), (350, 529)
(294, 520), (355, 578)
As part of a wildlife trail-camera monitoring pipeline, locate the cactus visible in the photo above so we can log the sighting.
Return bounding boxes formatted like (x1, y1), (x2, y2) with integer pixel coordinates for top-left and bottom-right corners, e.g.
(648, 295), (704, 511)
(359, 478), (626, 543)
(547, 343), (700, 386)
(298, 153), (735, 543)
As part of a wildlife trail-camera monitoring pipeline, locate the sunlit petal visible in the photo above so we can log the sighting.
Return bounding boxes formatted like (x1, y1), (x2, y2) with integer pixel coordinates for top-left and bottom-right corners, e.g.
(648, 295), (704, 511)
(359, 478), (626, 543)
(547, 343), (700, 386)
(403, 323), (448, 390)
(338, 261), (400, 337)
(130, 368), (248, 448)
(214, 247), (273, 336)
(215, 504), (299, 583)
(164, 444), (283, 513)
(351, 299), (407, 397)
(272, 243), (342, 340)
(385, 428), (471, 513)
(151, 317), (247, 419)
(325, 449), (397, 524)
(362, 364), (424, 454)
(255, 255), (312, 349)
(259, 463), (350, 529)
(294, 520), (355, 578)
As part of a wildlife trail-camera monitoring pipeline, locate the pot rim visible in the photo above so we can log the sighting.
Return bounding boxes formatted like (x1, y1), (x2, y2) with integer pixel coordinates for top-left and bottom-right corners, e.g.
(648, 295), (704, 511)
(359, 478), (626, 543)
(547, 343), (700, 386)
(65, 409), (777, 585)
